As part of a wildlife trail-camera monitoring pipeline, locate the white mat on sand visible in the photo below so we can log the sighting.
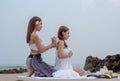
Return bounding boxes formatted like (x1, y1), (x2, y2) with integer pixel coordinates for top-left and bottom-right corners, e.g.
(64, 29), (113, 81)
(18, 75), (96, 79)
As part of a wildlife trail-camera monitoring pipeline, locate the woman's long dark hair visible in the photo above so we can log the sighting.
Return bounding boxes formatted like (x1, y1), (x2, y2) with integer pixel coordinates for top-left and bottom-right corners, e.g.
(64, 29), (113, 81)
(26, 16), (41, 43)
(57, 25), (69, 48)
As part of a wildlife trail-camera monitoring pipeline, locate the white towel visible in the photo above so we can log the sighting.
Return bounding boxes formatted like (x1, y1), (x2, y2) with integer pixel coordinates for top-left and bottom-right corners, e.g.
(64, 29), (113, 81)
(18, 75), (96, 79)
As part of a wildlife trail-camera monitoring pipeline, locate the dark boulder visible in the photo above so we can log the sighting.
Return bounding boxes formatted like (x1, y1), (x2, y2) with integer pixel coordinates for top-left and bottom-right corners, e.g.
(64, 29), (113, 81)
(84, 54), (120, 73)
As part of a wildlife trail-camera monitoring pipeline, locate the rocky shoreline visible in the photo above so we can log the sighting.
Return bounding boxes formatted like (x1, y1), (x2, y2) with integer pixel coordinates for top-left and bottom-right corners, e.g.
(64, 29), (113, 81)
(84, 54), (120, 73)
(0, 68), (27, 74)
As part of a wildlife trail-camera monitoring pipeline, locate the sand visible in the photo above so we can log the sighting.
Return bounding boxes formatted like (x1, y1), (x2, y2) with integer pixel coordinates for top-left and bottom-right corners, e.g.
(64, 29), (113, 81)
(0, 73), (120, 81)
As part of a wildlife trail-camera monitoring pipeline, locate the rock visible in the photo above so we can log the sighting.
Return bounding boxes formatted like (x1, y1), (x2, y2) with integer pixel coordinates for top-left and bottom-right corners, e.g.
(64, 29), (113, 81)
(84, 54), (120, 73)
(0, 68), (27, 74)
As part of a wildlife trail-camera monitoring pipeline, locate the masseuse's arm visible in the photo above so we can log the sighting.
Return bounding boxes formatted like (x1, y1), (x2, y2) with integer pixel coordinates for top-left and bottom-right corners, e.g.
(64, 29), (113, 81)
(33, 34), (55, 54)
(57, 40), (72, 58)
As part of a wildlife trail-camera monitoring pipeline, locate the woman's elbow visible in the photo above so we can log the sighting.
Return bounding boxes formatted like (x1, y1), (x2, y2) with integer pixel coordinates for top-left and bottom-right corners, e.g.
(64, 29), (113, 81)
(58, 54), (65, 59)
(38, 50), (44, 53)
(58, 55), (62, 58)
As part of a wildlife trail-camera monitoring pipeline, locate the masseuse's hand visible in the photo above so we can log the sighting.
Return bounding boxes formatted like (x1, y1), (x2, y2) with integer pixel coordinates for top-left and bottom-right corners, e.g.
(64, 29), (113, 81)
(68, 50), (73, 57)
(51, 36), (57, 48)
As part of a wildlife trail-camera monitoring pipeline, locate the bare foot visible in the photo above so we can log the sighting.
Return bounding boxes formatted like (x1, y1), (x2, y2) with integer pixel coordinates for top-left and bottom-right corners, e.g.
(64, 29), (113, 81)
(74, 69), (85, 76)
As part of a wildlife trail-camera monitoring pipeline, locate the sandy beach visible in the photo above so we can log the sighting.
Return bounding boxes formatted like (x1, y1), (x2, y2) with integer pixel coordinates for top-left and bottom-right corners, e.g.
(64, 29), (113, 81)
(0, 73), (120, 81)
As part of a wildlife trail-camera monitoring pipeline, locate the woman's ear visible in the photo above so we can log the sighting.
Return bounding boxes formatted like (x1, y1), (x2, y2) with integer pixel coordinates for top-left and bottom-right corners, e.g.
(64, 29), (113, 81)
(35, 23), (38, 27)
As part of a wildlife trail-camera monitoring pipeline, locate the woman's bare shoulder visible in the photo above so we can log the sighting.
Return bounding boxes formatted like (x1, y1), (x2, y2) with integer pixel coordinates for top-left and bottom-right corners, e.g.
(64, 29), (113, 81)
(31, 33), (37, 38)
(57, 40), (64, 46)
(58, 40), (64, 43)
(31, 33), (42, 42)
(56, 40), (64, 49)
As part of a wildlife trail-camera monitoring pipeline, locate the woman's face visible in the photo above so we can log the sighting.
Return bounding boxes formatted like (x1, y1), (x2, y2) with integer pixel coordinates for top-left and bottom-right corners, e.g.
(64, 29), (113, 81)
(36, 21), (42, 31)
(62, 30), (70, 40)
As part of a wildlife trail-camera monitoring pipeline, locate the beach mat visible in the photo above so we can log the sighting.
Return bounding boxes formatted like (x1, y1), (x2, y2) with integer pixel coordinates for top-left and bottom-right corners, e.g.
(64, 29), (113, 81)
(18, 75), (96, 79)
